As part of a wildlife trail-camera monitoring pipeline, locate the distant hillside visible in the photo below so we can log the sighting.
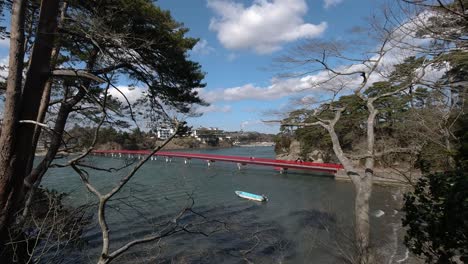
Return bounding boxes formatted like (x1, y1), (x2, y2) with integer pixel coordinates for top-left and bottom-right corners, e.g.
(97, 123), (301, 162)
(224, 131), (275, 144)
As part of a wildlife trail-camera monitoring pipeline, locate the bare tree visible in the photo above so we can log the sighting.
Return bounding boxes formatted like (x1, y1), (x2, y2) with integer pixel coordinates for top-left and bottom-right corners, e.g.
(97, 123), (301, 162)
(263, 3), (467, 262)
(266, 21), (435, 262)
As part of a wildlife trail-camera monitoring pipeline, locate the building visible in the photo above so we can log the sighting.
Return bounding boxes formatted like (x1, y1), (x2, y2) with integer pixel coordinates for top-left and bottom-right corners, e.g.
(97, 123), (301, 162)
(156, 126), (175, 139)
(190, 127), (226, 144)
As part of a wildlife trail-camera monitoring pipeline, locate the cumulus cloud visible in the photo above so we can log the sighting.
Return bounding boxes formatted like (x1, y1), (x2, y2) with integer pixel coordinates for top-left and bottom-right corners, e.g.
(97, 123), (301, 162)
(192, 39), (215, 55)
(323, 0), (343, 9)
(200, 76), (316, 102)
(198, 66), (365, 102)
(199, 21), (447, 104)
(207, 0), (327, 54)
(108, 86), (145, 104)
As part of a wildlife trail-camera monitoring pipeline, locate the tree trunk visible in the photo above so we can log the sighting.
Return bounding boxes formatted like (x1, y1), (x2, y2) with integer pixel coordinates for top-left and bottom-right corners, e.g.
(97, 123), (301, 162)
(323, 104), (376, 264)
(354, 101), (377, 263)
(13, 0), (61, 184)
(27, 1), (69, 176)
(23, 48), (99, 218)
(0, 0), (27, 246)
(354, 173), (373, 263)
(0, 0), (61, 245)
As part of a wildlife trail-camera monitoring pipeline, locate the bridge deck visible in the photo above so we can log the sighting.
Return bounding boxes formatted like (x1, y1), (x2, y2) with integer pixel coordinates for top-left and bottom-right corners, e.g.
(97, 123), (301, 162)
(93, 150), (343, 174)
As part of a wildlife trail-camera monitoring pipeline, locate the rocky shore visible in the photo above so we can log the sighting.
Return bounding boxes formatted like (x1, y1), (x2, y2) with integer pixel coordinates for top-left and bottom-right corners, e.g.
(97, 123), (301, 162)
(236, 142), (275, 147)
(276, 139), (420, 186)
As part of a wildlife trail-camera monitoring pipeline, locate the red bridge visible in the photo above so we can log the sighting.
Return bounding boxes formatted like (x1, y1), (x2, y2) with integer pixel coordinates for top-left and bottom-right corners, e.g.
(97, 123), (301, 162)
(92, 150), (344, 174)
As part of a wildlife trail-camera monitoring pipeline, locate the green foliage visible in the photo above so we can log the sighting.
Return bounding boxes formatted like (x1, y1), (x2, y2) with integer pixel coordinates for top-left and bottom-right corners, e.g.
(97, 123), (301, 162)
(64, 0), (207, 113)
(277, 55), (464, 168)
(68, 125), (157, 150)
(403, 109), (468, 263)
(280, 80), (415, 161)
(402, 170), (468, 263)
(274, 134), (292, 154)
(175, 121), (192, 136)
(295, 126), (332, 160)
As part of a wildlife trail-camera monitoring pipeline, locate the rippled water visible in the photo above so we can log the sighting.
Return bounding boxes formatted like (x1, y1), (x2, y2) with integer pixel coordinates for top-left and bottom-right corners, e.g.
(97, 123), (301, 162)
(42, 147), (405, 263)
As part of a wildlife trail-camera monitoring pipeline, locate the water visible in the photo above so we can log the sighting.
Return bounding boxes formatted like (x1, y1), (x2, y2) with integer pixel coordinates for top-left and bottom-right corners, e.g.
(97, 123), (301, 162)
(42, 146), (405, 263)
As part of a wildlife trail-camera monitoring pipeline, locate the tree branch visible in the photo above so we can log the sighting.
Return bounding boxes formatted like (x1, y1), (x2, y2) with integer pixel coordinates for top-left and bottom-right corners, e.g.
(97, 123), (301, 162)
(51, 69), (105, 83)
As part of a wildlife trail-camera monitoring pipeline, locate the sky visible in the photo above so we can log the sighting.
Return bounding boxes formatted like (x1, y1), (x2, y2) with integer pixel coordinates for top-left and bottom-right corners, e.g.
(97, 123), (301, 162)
(0, 0), (388, 134)
(153, 0), (382, 133)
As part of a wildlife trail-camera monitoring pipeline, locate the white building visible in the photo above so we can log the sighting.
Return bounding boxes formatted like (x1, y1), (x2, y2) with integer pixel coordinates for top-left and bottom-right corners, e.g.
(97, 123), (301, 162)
(190, 127), (226, 143)
(157, 127), (175, 139)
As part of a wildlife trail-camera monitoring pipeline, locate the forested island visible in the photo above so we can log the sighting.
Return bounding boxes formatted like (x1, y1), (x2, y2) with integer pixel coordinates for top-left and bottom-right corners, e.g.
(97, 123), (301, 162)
(0, 0), (466, 264)
(51, 125), (275, 151)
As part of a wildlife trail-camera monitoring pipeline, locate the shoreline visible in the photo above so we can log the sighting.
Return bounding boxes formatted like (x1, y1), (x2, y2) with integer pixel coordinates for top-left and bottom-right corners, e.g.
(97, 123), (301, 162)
(235, 142), (275, 147)
(36, 146), (419, 187)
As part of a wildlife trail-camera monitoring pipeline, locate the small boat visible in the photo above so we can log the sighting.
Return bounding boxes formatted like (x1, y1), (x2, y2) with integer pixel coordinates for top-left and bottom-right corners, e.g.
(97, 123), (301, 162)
(235, 191), (268, 202)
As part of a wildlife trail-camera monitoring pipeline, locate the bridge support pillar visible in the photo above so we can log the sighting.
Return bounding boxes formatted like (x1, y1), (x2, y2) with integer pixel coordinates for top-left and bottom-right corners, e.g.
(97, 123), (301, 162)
(207, 160), (215, 167)
(166, 157), (172, 163)
(184, 158), (191, 164)
(119, 153), (122, 158)
(279, 168), (288, 174)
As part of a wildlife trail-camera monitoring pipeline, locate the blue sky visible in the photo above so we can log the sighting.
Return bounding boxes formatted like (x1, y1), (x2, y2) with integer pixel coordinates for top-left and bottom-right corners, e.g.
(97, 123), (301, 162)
(154, 0), (381, 133)
(0, 0), (386, 133)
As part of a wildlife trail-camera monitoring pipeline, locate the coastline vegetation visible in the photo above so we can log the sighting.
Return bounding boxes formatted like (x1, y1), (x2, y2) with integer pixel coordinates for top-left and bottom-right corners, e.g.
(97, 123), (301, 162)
(0, 0), (466, 263)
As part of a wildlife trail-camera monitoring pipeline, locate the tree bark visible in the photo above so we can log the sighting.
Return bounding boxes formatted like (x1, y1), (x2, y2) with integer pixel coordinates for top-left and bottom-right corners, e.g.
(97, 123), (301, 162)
(23, 48), (99, 218)
(27, 1), (69, 176)
(0, 0), (61, 245)
(0, 0), (27, 246)
(354, 175), (373, 263)
(323, 104), (376, 263)
(353, 101), (377, 263)
(14, 0), (61, 179)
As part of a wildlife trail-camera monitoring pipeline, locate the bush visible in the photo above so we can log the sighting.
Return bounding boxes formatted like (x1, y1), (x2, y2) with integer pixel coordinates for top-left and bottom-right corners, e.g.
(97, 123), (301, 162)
(402, 170), (468, 263)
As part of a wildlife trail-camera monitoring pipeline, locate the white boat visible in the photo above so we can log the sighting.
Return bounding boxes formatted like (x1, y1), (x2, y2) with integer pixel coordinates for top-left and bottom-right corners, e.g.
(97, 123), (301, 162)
(235, 191), (268, 202)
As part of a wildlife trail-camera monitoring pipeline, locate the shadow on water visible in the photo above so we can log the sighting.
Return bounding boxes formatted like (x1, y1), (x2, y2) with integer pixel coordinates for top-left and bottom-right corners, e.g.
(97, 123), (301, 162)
(41, 147), (404, 263)
(113, 203), (339, 264)
(92, 201), (340, 263)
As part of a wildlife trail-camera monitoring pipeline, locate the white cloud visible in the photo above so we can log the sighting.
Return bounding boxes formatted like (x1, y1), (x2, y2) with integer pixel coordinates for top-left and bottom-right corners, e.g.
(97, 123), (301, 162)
(207, 0), (327, 54)
(323, 0), (343, 9)
(192, 39), (215, 55)
(194, 104), (232, 114)
(108, 86), (145, 104)
(199, 20), (447, 104)
(200, 77), (313, 102)
(0, 56), (8, 80)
